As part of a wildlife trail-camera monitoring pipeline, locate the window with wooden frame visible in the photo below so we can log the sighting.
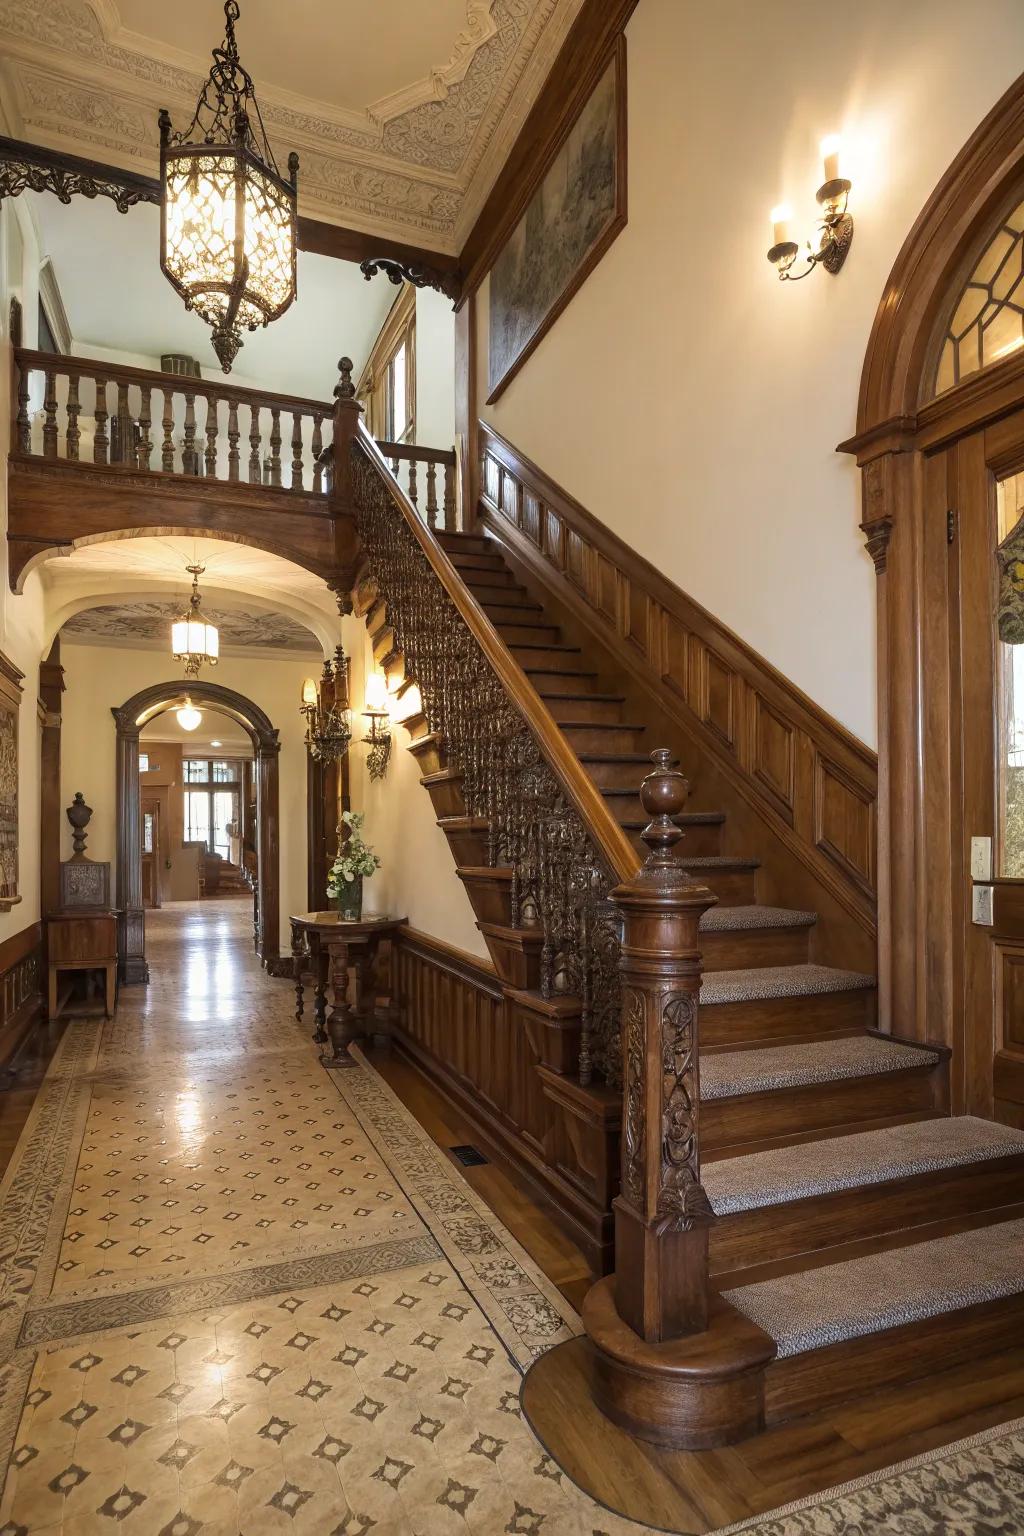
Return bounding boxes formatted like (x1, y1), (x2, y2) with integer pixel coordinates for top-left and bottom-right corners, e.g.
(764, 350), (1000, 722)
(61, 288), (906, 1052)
(356, 284), (416, 443)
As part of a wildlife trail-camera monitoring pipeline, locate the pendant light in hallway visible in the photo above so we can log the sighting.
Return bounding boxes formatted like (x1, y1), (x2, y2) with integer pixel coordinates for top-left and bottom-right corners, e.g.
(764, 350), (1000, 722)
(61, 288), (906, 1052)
(176, 697), (203, 731)
(171, 564), (220, 678)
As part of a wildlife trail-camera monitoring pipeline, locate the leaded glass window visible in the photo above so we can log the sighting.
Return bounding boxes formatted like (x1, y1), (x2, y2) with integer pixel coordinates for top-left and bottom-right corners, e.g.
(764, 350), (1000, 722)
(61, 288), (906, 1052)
(935, 195), (1024, 395)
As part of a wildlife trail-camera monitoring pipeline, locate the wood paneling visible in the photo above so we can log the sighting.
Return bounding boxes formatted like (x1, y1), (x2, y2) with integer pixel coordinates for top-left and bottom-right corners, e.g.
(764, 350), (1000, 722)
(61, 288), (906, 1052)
(999, 947), (1024, 1052)
(478, 423), (878, 935)
(0, 921), (44, 1081)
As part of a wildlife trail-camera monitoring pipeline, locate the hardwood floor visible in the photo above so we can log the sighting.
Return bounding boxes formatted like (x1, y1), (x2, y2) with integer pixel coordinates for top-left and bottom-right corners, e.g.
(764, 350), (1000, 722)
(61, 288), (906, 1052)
(369, 1041), (1024, 1533)
(0, 1017), (66, 1179)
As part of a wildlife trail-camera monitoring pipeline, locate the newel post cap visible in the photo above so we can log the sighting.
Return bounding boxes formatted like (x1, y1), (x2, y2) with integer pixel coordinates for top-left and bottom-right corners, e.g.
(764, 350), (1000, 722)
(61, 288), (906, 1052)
(612, 748), (717, 914)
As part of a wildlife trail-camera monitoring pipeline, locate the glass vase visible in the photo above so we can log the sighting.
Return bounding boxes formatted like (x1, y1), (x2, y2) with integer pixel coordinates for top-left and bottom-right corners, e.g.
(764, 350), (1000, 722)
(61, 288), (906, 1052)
(333, 876), (363, 922)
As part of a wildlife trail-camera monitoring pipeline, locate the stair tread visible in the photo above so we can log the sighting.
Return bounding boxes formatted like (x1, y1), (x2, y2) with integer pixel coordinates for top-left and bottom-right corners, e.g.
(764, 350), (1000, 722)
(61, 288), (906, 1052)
(701, 963), (873, 1005)
(705, 1115), (1024, 1215)
(702, 1036), (935, 1100)
(617, 809), (725, 825)
(678, 854), (760, 870)
(723, 1214), (1024, 1359)
(699, 905), (817, 934)
(539, 691), (626, 702)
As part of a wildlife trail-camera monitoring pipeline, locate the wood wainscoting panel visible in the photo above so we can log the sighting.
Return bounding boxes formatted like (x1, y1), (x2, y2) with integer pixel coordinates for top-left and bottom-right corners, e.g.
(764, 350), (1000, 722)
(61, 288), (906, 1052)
(477, 422), (878, 942)
(391, 928), (614, 1271)
(999, 946), (1024, 1051)
(0, 921), (45, 1080)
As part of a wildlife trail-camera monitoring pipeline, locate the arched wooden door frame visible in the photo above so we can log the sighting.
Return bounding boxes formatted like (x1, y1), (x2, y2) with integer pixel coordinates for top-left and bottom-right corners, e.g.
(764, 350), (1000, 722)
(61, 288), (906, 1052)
(112, 681), (281, 982)
(842, 70), (1024, 1107)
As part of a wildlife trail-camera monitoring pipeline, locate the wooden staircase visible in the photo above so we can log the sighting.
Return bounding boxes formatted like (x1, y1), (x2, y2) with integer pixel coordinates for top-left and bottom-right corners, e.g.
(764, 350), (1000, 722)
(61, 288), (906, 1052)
(359, 521), (1024, 1440)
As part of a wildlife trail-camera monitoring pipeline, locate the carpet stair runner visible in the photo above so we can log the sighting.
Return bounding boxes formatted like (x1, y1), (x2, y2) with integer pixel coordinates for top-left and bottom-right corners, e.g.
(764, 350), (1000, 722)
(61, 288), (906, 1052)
(359, 523), (1024, 1433)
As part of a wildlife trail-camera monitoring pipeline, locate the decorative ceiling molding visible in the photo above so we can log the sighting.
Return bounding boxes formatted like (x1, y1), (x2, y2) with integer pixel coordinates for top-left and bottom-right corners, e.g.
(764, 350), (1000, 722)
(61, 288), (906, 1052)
(0, 0), (583, 251)
(62, 597), (321, 653)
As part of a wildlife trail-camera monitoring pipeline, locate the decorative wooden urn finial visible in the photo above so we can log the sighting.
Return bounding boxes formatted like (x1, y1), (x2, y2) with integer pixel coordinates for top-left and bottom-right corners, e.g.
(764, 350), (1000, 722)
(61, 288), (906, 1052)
(335, 357), (356, 401)
(636, 746), (691, 881)
(66, 791), (93, 859)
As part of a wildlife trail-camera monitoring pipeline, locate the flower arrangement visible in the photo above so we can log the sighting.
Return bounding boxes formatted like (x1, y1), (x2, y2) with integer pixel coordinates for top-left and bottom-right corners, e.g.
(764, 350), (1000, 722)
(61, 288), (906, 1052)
(326, 811), (381, 912)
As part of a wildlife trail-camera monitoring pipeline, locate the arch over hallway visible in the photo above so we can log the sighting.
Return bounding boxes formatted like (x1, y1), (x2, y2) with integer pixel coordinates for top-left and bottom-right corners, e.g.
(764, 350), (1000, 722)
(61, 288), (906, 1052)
(112, 680), (282, 982)
(842, 69), (1024, 1101)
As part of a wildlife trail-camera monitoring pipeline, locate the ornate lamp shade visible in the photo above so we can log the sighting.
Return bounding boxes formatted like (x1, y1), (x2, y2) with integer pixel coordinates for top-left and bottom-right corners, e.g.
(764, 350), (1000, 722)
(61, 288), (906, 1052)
(177, 700), (203, 732)
(172, 564), (220, 678)
(158, 1), (298, 372)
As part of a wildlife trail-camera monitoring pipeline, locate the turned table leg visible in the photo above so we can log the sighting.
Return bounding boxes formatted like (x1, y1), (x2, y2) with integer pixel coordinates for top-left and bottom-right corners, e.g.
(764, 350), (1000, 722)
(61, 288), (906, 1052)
(312, 933), (329, 1045)
(324, 935), (365, 1063)
(291, 920), (305, 1021)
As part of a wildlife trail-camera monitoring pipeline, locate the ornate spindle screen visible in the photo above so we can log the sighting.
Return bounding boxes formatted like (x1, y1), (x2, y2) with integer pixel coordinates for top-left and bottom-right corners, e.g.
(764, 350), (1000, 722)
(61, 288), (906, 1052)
(351, 435), (623, 1084)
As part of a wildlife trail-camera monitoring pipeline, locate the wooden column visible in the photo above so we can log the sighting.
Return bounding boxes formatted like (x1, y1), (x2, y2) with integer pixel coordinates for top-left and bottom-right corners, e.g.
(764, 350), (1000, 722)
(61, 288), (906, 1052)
(582, 749), (775, 1448)
(112, 709), (148, 983)
(256, 737), (281, 970)
(329, 357), (365, 599)
(39, 637), (64, 919)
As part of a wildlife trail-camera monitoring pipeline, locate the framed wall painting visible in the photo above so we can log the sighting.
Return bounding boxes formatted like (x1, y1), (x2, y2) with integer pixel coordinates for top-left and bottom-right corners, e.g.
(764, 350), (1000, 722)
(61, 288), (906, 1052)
(487, 38), (627, 403)
(0, 653), (24, 911)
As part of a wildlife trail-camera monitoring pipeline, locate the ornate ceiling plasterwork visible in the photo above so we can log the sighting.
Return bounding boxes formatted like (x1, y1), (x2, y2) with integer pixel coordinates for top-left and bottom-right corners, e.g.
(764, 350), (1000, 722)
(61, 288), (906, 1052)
(62, 599), (321, 653)
(0, 0), (584, 251)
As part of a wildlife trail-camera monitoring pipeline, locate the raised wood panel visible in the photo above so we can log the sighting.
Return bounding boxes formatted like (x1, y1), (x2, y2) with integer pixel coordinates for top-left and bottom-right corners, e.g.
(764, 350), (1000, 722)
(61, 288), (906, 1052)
(814, 752), (876, 897)
(0, 921), (44, 1077)
(751, 692), (796, 816)
(477, 421), (878, 935)
(484, 452), (500, 506)
(698, 644), (737, 753)
(999, 945), (1024, 1053)
(522, 489), (542, 547)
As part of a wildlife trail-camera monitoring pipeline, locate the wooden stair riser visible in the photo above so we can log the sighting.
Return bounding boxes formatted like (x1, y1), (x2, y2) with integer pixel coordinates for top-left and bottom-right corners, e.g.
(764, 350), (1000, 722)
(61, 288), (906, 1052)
(524, 667), (600, 692)
(509, 643), (585, 670)
(372, 626), (400, 669)
(480, 600), (546, 624)
(496, 620), (564, 645)
(700, 988), (875, 1049)
(437, 818), (491, 866)
(561, 724), (648, 755)
(685, 866), (758, 904)
(438, 531), (489, 554)
(700, 924), (813, 970)
(448, 551), (506, 572)
(477, 923), (544, 991)
(763, 1291), (1024, 1426)
(539, 693), (627, 725)
(701, 1061), (945, 1153)
(407, 733), (447, 776)
(508, 989), (583, 1077)
(579, 757), (650, 790)
(421, 770), (466, 819)
(463, 570), (523, 591)
(709, 1153), (1024, 1279)
(615, 812), (725, 857)
(457, 866), (515, 926)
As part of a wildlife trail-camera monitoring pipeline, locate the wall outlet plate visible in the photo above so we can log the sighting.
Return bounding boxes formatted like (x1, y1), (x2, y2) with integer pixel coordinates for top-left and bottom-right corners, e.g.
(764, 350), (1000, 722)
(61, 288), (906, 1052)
(972, 884), (994, 926)
(970, 836), (993, 882)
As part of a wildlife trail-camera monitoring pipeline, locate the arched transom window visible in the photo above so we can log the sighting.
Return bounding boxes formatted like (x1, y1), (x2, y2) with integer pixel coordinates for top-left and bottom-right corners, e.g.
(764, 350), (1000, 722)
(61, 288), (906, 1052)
(935, 192), (1024, 396)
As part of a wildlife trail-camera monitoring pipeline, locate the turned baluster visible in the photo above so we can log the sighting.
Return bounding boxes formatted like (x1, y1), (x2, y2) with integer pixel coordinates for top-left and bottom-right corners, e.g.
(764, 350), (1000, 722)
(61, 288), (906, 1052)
(249, 403), (261, 483)
(269, 408), (282, 486)
(425, 457), (439, 530)
(93, 375), (109, 464)
(14, 359), (31, 454)
(137, 385), (152, 470)
(115, 381), (130, 464)
(161, 387), (175, 472)
(42, 369), (58, 458)
(65, 375), (81, 460)
(291, 410), (304, 490)
(204, 394), (219, 476)
(183, 390), (198, 473)
(227, 399), (240, 481)
(408, 457), (418, 510)
(312, 413), (324, 492)
(444, 460), (456, 531)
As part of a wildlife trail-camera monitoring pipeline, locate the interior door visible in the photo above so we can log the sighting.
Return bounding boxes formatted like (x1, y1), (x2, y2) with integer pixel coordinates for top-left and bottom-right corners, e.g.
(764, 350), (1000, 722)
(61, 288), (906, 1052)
(141, 797), (161, 909)
(952, 405), (1024, 1126)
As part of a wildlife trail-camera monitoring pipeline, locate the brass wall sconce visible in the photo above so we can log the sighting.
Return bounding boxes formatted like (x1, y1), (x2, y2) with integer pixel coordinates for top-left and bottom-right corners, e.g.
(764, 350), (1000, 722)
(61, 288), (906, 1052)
(300, 647), (352, 763)
(767, 136), (853, 281)
(362, 670), (392, 782)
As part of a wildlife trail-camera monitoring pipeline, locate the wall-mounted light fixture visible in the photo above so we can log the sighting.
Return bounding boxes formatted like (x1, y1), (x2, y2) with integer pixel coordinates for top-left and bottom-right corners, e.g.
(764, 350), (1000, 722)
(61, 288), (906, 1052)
(362, 670), (392, 781)
(767, 135), (853, 281)
(300, 648), (352, 763)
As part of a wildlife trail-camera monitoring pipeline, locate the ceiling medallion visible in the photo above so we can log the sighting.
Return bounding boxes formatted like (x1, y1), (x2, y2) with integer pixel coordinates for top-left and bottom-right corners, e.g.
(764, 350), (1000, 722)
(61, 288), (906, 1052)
(158, 0), (299, 372)
(171, 564), (220, 678)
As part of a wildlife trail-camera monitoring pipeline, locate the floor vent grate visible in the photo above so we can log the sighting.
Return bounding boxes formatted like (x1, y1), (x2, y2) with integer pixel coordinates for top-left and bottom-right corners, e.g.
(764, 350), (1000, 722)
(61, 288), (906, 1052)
(449, 1144), (488, 1167)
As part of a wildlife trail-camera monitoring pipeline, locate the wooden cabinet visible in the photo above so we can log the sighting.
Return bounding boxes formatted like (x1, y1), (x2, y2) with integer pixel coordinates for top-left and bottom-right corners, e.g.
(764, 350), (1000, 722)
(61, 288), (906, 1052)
(46, 910), (117, 1019)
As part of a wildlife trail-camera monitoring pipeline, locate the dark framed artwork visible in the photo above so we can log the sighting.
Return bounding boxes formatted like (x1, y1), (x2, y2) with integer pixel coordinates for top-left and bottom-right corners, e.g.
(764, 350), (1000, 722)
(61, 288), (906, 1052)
(0, 653), (23, 912)
(487, 38), (627, 403)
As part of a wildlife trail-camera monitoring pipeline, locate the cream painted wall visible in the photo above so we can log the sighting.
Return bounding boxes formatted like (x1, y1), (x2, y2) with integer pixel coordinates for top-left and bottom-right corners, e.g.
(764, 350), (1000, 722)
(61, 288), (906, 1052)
(343, 618), (488, 961)
(59, 641), (315, 951)
(0, 199), (49, 946)
(476, 0), (1024, 748)
(415, 289), (456, 452)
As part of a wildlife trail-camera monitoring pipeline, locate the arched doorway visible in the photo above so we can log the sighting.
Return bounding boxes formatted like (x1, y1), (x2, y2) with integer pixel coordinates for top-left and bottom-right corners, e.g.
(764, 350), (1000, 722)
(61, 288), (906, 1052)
(113, 681), (281, 982)
(843, 71), (1024, 1120)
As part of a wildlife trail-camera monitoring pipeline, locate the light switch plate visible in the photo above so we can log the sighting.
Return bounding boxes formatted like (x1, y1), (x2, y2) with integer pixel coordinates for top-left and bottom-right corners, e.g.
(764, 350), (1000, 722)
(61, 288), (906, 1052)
(972, 884), (994, 926)
(970, 836), (993, 882)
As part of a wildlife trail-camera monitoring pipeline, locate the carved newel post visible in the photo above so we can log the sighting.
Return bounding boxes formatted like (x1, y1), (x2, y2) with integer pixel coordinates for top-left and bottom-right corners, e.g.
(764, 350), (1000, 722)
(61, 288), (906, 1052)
(329, 357), (364, 601)
(582, 748), (775, 1448)
(612, 749), (716, 1340)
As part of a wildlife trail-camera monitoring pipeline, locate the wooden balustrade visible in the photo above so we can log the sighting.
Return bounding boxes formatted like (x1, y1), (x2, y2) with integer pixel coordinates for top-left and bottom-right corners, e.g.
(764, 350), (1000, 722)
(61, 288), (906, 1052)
(376, 439), (458, 530)
(11, 348), (334, 493)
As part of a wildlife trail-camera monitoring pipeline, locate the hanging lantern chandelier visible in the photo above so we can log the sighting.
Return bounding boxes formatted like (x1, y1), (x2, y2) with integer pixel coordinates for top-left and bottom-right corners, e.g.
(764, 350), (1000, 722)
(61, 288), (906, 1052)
(158, 0), (299, 373)
(172, 564), (220, 678)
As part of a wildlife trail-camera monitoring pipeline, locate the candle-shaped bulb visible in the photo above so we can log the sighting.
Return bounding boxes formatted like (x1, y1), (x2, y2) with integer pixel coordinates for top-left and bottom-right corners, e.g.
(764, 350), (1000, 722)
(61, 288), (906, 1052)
(770, 203), (793, 247)
(364, 670), (389, 716)
(820, 134), (842, 182)
(301, 677), (317, 707)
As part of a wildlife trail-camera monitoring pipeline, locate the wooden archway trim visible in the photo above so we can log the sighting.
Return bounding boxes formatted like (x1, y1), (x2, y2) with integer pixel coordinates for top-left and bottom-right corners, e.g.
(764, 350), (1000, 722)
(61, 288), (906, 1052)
(112, 680), (281, 982)
(854, 70), (1024, 435)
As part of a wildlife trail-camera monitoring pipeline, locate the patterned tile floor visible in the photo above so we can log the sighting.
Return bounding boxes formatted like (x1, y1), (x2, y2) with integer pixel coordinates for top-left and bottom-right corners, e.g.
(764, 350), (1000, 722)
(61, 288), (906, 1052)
(0, 901), (1020, 1536)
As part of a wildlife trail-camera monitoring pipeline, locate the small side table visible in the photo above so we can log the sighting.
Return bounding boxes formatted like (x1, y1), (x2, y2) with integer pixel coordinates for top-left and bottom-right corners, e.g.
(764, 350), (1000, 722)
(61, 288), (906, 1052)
(46, 909), (118, 1019)
(289, 912), (407, 1064)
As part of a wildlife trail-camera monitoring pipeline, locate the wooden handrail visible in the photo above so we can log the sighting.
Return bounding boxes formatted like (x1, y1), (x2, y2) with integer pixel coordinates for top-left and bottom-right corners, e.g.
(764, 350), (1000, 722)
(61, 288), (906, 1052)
(375, 439), (457, 467)
(14, 348), (333, 418)
(356, 423), (639, 885)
